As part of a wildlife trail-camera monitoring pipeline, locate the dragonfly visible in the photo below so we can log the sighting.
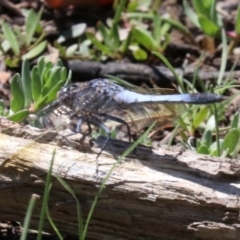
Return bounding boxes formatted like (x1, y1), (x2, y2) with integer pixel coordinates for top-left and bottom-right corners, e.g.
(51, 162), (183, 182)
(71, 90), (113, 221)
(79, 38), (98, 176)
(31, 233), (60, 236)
(38, 78), (227, 157)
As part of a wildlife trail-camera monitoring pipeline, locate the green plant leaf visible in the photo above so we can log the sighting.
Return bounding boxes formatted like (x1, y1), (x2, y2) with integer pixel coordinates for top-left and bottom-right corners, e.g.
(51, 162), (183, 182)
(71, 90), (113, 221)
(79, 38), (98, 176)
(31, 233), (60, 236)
(153, 51), (185, 91)
(31, 66), (42, 102)
(231, 112), (240, 129)
(5, 56), (19, 68)
(209, 139), (224, 157)
(60, 67), (67, 81)
(36, 80), (65, 109)
(198, 14), (220, 37)
(25, 9), (40, 46)
(8, 109), (30, 122)
(131, 46), (148, 60)
(37, 56), (45, 75)
(193, 106), (208, 128)
(193, 0), (212, 17)
(197, 145), (209, 154)
(22, 40), (47, 60)
(66, 44), (78, 57)
(153, 11), (162, 44)
(109, 24), (121, 50)
(56, 59), (64, 68)
(64, 70), (72, 86)
(10, 73), (24, 112)
(97, 21), (111, 45)
(41, 67), (61, 96)
(201, 129), (212, 148)
(2, 21), (20, 56)
(183, 0), (200, 28)
(222, 128), (239, 155)
(21, 59), (32, 108)
(86, 32), (112, 55)
(132, 27), (157, 50)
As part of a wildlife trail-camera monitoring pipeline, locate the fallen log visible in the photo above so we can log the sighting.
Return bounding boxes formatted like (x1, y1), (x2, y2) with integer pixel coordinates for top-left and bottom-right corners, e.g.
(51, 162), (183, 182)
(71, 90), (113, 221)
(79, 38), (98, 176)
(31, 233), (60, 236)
(0, 117), (240, 240)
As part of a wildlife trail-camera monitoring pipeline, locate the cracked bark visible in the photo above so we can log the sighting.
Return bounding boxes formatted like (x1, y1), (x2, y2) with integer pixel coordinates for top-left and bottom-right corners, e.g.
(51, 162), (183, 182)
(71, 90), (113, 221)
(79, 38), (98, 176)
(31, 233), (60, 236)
(0, 117), (240, 240)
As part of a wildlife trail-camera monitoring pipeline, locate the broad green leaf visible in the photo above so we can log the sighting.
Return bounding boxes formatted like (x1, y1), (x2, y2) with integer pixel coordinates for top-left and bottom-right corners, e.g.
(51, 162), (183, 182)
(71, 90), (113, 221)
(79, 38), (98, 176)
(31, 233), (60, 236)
(37, 56), (45, 75)
(231, 112), (240, 129)
(205, 115), (216, 130)
(41, 67), (50, 87)
(57, 23), (86, 43)
(10, 74), (24, 112)
(2, 22), (20, 56)
(25, 9), (40, 46)
(22, 41), (47, 60)
(31, 66), (42, 102)
(201, 129), (212, 148)
(21, 59), (32, 108)
(193, 106), (208, 128)
(209, 139), (223, 157)
(66, 44), (78, 57)
(41, 67), (61, 96)
(36, 80), (65, 109)
(131, 47), (147, 60)
(197, 145), (209, 154)
(8, 109), (30, 122)
(127, 0), (138, 12)
(222, 129), (239, 155)
(56, 59), (64, 68)
(132, 27), (157, 50)
(198, 14), (220, 37)
(60, 68), (67, 81)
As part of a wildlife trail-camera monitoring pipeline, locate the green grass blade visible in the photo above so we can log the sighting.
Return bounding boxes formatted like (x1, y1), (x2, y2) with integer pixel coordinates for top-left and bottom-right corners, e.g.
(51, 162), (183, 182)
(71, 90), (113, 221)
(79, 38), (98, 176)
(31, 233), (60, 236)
(153, 51), (185, 91)
(235, 4), (240, 34)
(20, 194), (39, 240)
(46, 184), (64, 240)
(37, 150), (56, 240)
(217, 28), (228, 86)
(56, 177), (84, 240)
(82, 121), (156, 239)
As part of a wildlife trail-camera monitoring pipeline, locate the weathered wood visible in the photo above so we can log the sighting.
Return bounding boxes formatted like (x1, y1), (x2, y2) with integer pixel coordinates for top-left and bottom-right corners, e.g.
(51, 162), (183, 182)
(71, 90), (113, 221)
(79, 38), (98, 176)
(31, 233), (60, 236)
(0, 117), (240, 240)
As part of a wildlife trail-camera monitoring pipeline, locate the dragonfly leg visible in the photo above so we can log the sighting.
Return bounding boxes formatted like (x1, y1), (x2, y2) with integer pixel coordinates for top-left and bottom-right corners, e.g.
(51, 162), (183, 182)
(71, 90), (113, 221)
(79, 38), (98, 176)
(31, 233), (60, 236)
(75, 117), (92, 136)
(90, 116), (111, 158)
(98, 113), (131, 142)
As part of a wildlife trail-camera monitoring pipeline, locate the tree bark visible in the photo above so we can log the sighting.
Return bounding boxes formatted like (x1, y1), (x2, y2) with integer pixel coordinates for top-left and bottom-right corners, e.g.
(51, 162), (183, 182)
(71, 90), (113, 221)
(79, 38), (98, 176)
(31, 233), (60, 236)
(0, 117), (240, 240)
